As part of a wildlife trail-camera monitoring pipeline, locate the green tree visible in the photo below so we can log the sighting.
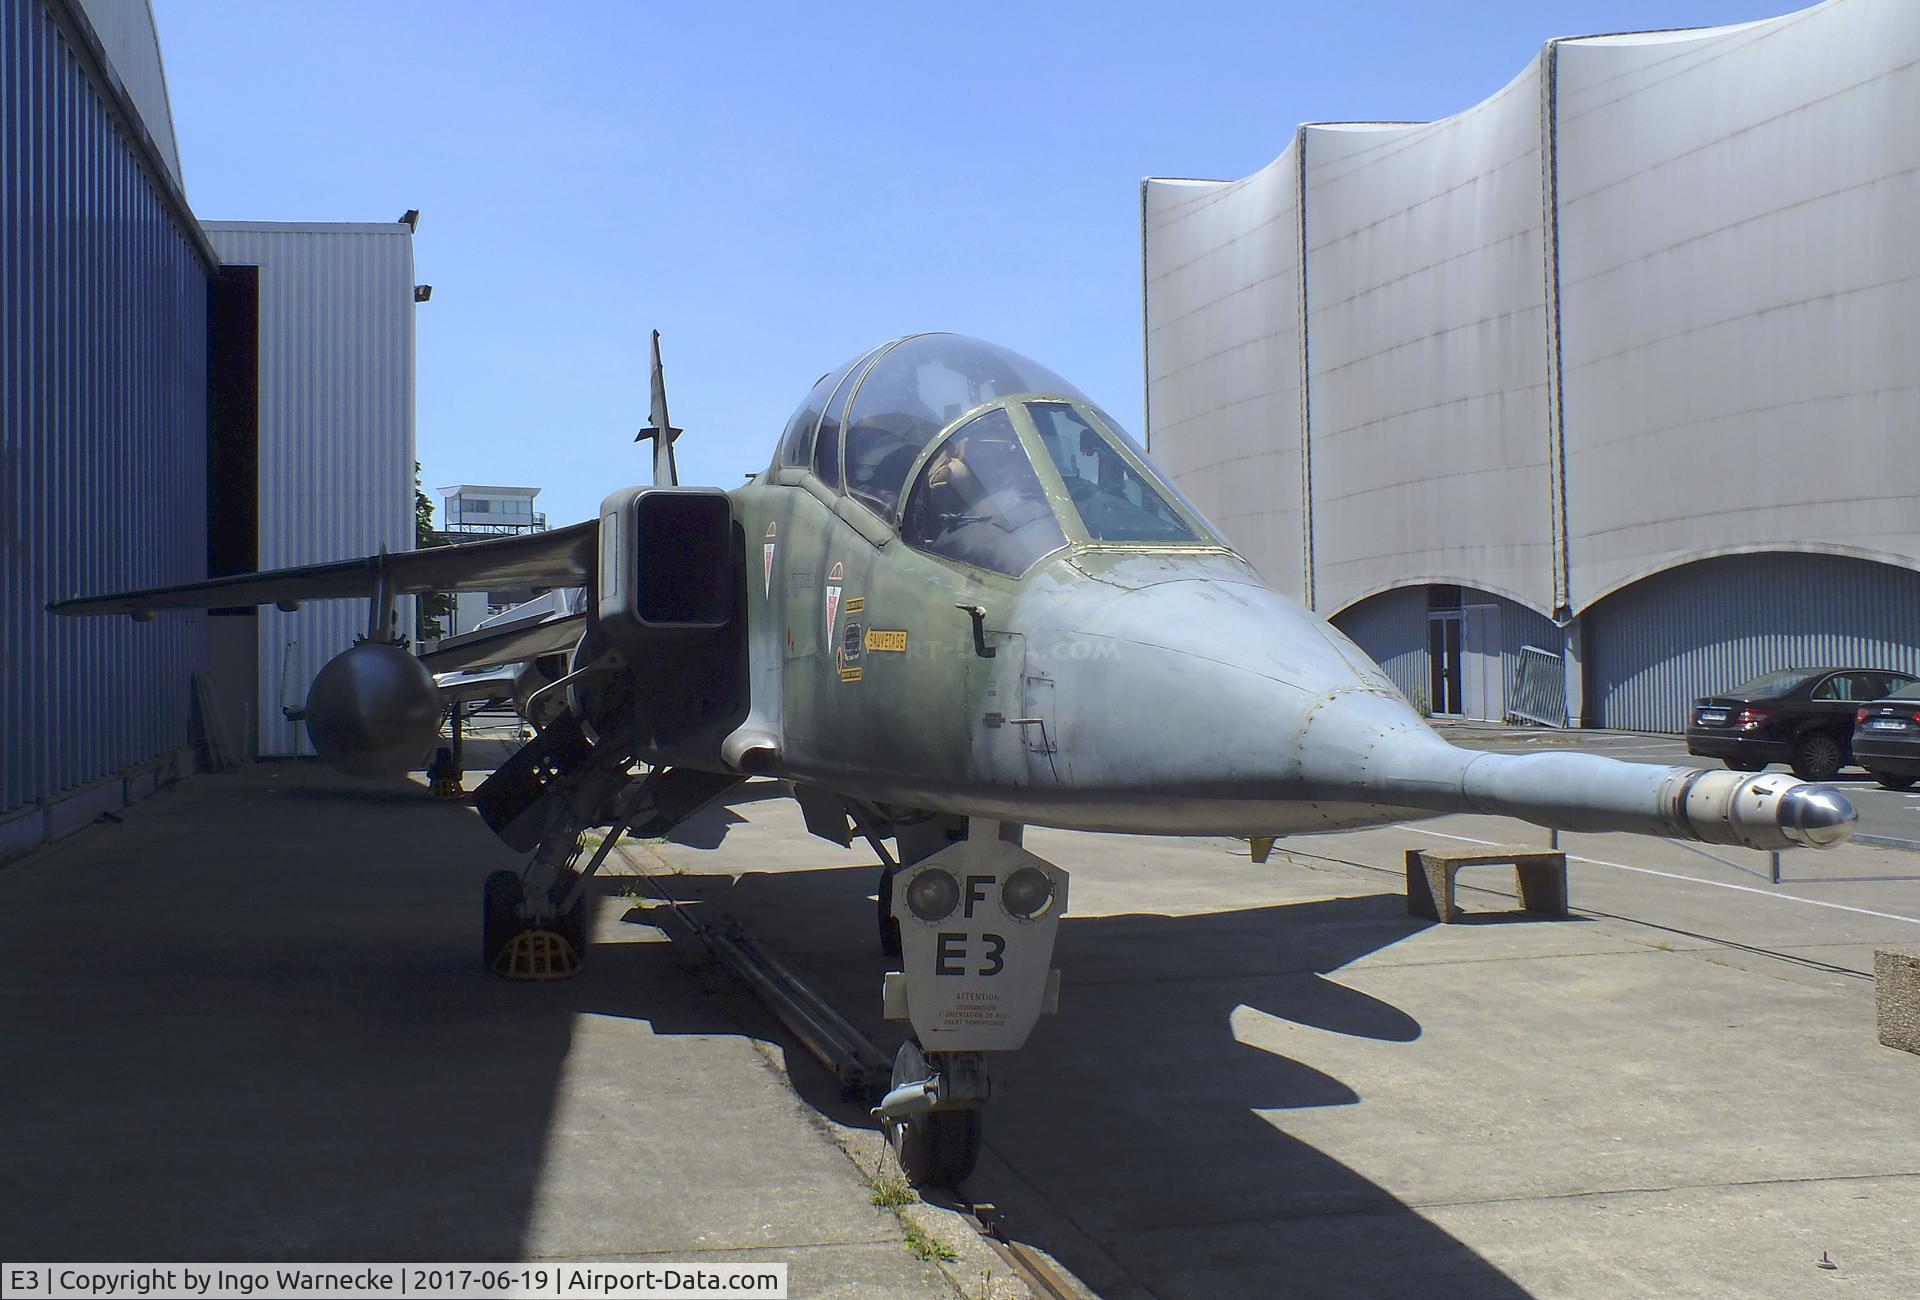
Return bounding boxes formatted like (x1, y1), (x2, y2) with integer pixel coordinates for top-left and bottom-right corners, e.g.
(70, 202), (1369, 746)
(414, 461), (456, 641)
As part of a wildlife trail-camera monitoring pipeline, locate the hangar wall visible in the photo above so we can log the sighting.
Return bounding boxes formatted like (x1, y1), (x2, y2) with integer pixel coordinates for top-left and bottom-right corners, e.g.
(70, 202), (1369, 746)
(203, 223), (418, 757)
(1555, 5), (1919, 608)
(1302, 57), (1554, 617)
(1142, 152), (1305, 595)
(2, 0), (212, 825)
(4, 0), (423, 852)
(1143, 0), (1920, 730)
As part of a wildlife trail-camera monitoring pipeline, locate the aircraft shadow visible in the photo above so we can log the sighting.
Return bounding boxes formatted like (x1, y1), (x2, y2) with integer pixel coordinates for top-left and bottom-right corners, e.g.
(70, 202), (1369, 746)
(644, 863), (1535, 1299)
(659, 779), (790, 850)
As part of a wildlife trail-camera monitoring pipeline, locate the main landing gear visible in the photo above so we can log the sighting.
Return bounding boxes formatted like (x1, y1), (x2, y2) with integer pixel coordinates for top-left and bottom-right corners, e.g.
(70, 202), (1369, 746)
(482, 867), (586, 980)
(477, 754), (743, 983)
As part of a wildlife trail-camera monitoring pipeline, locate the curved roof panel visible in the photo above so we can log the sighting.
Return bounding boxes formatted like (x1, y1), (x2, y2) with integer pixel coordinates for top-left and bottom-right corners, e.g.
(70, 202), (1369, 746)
(1144, 0), (1919, 617)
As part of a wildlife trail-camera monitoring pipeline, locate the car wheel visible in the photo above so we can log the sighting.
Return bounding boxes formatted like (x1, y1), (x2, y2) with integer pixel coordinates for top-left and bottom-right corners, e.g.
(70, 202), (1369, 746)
(1724, 757), (1767, 772)
(1871, 770), (1917, 792)
(1789, 732), (1843, 782)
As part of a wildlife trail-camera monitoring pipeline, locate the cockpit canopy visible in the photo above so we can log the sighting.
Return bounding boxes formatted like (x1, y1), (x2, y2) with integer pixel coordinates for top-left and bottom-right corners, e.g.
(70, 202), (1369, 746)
(774, 333), (1219, 576)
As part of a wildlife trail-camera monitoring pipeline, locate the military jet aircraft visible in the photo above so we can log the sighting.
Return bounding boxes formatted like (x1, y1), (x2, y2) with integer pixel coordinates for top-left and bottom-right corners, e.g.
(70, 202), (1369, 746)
(53, 331), (1857, 1185)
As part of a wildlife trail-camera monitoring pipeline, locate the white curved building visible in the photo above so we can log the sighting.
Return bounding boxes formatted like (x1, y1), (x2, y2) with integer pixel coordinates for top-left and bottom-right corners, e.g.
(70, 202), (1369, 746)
(1143, 0), (1919, 731)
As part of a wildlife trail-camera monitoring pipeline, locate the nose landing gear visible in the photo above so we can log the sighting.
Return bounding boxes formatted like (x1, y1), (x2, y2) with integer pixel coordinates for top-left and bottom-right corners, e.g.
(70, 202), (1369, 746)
(878, 820), (1066, 1186)
(877, 1040), (987, 1186)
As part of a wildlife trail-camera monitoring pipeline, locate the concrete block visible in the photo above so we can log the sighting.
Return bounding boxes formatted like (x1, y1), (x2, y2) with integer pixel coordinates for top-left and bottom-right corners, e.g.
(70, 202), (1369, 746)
(1407, 846), (1569, 924)
(1875, 949), (1920, 1055)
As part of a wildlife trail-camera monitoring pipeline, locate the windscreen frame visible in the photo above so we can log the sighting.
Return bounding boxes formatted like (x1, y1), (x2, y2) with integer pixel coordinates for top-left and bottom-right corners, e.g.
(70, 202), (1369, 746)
(1021, 400), (1226, 549)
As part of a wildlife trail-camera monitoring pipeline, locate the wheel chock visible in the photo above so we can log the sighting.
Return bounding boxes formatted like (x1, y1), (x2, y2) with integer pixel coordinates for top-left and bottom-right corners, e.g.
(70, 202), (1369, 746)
(491, 929), (581, 981)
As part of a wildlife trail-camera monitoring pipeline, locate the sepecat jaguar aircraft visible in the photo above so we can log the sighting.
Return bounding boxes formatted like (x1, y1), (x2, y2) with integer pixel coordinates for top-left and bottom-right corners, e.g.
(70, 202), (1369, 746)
(52, 331), (1857, 1184)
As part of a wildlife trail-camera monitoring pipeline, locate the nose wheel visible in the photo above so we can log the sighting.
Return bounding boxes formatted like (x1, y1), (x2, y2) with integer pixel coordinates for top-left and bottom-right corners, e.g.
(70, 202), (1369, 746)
(880, 1040), (984, 1187)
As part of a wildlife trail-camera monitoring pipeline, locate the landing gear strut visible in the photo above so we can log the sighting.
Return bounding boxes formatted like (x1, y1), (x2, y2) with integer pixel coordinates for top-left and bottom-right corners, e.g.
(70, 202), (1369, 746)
(877, 861), (902, 960)
(427, 704), (467, 798)
(477, 760), (745, 982)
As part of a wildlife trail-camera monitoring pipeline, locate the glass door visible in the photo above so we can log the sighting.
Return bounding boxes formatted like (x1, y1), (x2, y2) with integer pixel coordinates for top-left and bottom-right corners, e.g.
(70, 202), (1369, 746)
(1428, 611), (1462, 717)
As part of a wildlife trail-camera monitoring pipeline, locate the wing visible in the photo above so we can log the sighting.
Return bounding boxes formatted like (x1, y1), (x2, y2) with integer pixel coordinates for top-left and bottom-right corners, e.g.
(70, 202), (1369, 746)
(435, 663), (524, 707)
(420, 609), (589, 674)
(47, 522), (597, 618)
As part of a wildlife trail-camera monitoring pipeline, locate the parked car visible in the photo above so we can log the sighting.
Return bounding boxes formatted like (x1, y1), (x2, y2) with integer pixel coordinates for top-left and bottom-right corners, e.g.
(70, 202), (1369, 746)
(1852, 680), (1920, 790)
(1685, 667), (1918, 780)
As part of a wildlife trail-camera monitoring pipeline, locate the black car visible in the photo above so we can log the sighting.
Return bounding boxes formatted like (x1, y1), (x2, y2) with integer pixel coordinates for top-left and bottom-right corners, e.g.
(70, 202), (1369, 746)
(1853, 681), (1920, 790)
(1685, 667), (1918, 781)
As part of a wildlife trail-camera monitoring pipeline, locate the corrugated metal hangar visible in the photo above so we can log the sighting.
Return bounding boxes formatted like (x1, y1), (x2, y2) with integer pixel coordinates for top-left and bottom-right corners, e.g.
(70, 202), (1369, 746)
(2, 0), (417, 857)
(1143, 0), (1918, 732)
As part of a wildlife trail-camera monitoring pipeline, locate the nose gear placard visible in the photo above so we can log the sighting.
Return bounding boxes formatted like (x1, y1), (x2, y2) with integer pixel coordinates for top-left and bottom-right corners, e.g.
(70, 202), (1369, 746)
(892, 835), (1067, 1052)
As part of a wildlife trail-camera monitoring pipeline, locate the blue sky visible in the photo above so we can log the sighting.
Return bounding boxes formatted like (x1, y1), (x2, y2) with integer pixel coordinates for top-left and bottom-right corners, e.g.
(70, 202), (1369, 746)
(154, 0), (1792, 530)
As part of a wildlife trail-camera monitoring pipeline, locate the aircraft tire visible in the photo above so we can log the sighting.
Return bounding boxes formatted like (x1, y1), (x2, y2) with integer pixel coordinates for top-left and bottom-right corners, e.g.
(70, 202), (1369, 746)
(893, 1106), (982, 1188)
(482, 869), (526, 970)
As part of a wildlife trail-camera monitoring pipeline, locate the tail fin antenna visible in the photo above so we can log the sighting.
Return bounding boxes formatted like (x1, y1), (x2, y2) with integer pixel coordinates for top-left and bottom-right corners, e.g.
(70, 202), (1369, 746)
(634, 329), (681, 486)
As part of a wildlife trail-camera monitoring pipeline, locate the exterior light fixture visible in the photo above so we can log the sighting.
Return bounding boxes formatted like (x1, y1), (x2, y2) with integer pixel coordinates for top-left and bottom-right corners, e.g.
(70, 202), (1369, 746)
(904, 868), (960, 922)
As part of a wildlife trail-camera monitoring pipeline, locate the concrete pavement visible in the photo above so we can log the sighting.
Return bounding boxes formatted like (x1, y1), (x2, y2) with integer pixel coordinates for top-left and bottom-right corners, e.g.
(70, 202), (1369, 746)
(8, 742), (1919, 1298)
(0, 760), (954, 1298)
(641, 786), (1920, 1300)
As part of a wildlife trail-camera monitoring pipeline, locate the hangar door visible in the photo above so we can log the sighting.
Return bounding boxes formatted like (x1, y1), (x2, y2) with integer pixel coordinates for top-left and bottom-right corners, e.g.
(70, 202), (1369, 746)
(1462, 604), (1504, 721)
(1584, 553), (1920, 733)
(1427, 604), (1504, 721)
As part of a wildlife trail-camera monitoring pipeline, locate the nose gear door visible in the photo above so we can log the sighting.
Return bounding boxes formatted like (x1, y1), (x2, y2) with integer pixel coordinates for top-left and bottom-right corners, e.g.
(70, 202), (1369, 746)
(886, 824), (1067, 1054)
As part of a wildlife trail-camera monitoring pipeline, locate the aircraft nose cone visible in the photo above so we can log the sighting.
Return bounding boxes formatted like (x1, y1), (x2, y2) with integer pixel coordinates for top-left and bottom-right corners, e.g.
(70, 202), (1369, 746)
(1778, 784), (1857, 848)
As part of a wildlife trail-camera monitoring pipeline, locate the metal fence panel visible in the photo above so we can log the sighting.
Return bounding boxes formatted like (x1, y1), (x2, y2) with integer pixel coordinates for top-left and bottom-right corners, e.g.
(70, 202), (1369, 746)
(1511, 646), (1567, 727)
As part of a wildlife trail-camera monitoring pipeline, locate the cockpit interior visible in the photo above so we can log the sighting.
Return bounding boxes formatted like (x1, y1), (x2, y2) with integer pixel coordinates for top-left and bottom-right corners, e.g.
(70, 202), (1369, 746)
(770, 334), (1218, 576)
